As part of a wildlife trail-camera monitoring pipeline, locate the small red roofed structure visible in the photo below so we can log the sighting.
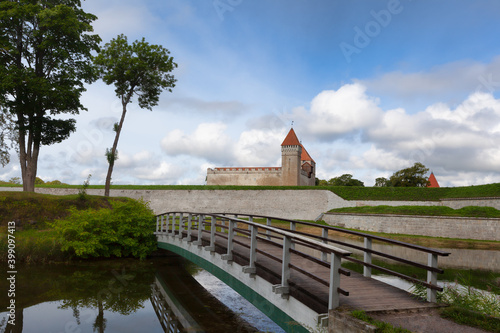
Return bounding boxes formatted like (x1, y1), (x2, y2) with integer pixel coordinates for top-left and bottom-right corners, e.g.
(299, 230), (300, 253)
(427, 172), (440, 188)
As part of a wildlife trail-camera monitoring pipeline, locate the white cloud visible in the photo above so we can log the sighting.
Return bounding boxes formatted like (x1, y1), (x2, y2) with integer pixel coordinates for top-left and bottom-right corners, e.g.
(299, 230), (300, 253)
(161, 123), (235, 164)
(303, 83), (383, 140)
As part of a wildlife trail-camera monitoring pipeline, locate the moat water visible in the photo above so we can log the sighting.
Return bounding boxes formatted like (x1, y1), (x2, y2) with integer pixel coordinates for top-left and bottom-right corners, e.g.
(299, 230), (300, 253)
(0, 245), (498, 333)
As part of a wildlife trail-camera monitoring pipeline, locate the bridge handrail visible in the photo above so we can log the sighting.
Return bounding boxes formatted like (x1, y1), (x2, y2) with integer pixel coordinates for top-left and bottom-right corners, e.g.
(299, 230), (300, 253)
(213, 212), (450, 303)
(214, 212), (450, 256)
(156, 211), (351, 309)
(157, 211), (352, 256)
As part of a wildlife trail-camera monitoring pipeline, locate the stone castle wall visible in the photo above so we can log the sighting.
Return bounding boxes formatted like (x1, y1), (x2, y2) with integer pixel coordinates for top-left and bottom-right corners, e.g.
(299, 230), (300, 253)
(323, 212), (500, 241)
(206, 167), (282, 186)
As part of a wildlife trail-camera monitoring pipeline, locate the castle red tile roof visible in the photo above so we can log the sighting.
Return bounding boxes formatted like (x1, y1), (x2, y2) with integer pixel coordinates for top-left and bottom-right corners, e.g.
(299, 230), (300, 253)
(281, 128), (315, 162)
(281, 128), (301, 146)
(427, 172), (440, 188)
(300, 144), (314, 163)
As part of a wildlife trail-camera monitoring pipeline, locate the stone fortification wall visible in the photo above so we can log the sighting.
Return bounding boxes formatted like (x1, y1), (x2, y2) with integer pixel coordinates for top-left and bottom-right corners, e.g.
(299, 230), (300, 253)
(206, 167), (282, 186)
(354, 197), (500, 209)
(440, 197), (500, 209)
(299, 169), (315, 186)
(323, 212), (500, 241)
(3, 187), (338, 220)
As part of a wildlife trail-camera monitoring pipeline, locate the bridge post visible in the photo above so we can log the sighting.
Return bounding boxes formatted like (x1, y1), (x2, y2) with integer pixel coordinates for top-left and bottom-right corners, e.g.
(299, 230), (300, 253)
(205, 216), (216, 252)
(273, 235), (290, 298)
(266, 217), (272, 240)
(177, 213), (184, 239)
(290, 221), (296, 250)
(321, 228), (328, 262)
(243, 224), (257, 276)
(363, 237), (372, 278)
(196, 214), (204, 247)
(186, 214), (192, 242)
(173, 213), (179, 236)
(165, 213), (170, 235)
(329, 252), (341, 309)
(427, 253), (438, 302)
(222, 219), (235, 262)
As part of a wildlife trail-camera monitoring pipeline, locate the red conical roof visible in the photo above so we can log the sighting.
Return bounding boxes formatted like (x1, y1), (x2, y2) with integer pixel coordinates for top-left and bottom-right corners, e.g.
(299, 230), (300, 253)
(300, 144), (314, 163)
(281, 128), (301, 146)
(427, 172), (440, 188)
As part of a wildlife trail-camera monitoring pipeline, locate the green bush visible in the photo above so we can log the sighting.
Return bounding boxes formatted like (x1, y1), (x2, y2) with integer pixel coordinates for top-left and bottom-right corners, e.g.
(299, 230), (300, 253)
(52, 198), (156, 259)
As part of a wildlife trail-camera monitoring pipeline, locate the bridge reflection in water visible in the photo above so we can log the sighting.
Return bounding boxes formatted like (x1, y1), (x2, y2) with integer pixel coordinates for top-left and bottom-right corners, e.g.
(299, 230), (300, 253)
(150, 258), (265, 333)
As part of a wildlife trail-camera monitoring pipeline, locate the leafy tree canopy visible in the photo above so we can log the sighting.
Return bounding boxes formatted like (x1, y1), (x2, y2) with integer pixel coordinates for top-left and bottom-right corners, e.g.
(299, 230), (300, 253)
(389, 162), (430, 187)
(0, 0), (100, 191)
(93, 34), (177, 196)
(328, 174), (365, 187)
(374, 177), (390, 187)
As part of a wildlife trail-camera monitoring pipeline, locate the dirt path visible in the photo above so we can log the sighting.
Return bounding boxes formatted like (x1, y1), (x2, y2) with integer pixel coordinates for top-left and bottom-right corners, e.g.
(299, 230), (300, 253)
(370, 309), (489, 333)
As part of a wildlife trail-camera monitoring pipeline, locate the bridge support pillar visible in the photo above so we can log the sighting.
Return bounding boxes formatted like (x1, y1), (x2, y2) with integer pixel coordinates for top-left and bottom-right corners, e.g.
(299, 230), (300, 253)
(273, 235), (291, 299)
(195, 215), (204, 247)
(363, 237), (372, 278)
(186, 214), (193, 242)
(329, 253), (341, 309)
(321, 228), (328, 262)
(176, 213), (184, 239)
(427, 253), (438, 302)
(204, 216), (216, 252)
(222, 219), (235, 262)
(242, 224), (257, 277)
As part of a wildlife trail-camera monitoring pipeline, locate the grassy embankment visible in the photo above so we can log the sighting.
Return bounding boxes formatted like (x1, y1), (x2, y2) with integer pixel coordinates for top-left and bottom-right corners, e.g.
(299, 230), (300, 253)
(329, 205), (500, 218)
(1, 181), (500, 200)
(0, 191), (151, 263)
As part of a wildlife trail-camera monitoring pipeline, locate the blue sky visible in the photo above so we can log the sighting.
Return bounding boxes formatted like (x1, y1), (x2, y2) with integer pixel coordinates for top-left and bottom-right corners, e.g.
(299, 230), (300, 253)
(2, 0), (500, 186)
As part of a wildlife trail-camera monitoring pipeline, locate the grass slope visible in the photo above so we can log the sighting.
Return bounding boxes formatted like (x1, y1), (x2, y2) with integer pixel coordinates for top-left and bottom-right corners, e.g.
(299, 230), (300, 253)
(1, 182), (500, 201)
(0, 191), (125, 228)
(329, 205), (500, 218)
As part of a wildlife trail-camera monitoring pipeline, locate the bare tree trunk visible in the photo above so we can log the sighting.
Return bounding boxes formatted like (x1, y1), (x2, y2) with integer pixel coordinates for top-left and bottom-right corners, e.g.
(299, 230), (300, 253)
(17, 115), (39, 192)
(104, 97), (129, 197)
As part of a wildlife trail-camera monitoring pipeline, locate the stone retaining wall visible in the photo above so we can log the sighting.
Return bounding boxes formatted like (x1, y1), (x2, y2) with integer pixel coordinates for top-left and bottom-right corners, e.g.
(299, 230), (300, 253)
(323, 212), (500, 241)
(1, 187), (338, 220)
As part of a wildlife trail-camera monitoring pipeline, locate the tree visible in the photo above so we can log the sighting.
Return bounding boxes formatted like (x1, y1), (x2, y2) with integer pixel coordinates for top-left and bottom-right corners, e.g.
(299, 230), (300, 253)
(374, 177), (390, 187)
(94, 34), (177, 196)
(0, 109), (16, 167)
(328, 174), (364, 186)
(0, 0), (100, 191)
(389, 162), (430, 187)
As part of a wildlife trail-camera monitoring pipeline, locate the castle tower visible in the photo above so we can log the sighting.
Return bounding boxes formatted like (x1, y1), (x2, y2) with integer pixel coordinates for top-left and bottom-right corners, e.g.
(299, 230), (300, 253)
(281, 128), (302, 186)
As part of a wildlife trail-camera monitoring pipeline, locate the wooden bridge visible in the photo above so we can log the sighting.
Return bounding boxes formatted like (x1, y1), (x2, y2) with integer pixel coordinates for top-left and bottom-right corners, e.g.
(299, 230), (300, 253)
(155, 212), (450, 332)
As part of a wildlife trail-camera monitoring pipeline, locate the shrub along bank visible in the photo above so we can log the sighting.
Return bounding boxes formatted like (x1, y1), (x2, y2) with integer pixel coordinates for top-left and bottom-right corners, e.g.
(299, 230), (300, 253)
(0, 192), (156, 263)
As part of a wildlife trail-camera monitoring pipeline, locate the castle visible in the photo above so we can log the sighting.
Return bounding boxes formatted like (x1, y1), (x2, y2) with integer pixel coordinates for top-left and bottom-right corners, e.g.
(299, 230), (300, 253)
(206, 128), (316, 186)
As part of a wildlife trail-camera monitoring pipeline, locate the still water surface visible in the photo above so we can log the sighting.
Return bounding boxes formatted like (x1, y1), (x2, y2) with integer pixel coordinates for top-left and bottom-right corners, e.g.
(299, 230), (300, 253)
(1, 241), (498, 333)
(0, 256), (284, 333)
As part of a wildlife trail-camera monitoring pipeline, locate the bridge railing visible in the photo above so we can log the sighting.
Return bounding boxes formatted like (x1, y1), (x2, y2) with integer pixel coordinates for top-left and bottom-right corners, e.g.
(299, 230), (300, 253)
(155, 211), (352, 310)
(214, 212), (450, 303)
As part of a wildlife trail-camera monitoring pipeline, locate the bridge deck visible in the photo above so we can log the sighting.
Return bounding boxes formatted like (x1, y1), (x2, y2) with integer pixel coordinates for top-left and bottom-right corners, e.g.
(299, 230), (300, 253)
(173, 229), (438, 314)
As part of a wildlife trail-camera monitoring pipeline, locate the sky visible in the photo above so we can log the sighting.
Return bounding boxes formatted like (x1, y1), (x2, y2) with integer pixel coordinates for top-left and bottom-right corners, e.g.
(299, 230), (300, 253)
(2, 0), (500, 187)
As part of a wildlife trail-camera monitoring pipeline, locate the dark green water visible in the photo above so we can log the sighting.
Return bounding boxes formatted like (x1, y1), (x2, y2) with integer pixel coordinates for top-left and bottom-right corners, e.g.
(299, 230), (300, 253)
(0, 255), (284, 333)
